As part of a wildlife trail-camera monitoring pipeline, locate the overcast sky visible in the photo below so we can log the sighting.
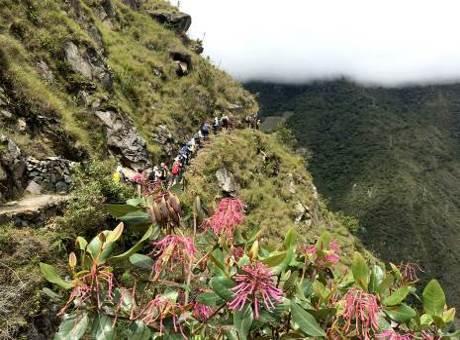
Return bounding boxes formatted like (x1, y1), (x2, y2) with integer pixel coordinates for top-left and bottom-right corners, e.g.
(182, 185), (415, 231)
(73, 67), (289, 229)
(180, 0), (460, 86)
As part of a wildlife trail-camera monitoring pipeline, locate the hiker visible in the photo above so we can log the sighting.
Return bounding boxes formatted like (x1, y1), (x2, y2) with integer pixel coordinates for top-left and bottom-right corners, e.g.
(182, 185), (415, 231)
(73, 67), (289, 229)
(152, 165), (162, 181)
(212, 116), (220, 134)
(200, 121), (210, 140)
(160, 162), (169, 181)
(112, 165), (125, 183)
(179, 144), (190, 164)
(187, 139), (196, 154)
(193, 132), (202, 148)
(221, 115), (230, 129)
(256, 118), (261, 130)
(170, 157), (182, 186)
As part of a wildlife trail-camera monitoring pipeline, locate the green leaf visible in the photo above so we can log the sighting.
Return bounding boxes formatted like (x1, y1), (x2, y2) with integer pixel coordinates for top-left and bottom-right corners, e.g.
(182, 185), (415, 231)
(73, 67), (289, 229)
(126, 198), (145, 207)
(119, 211), (151, 226)
(105, 203), (141, 217)
(197, 292), (223, 306)
(106, 222), (124, 243)
(369, 265), (385, 293)
(210, 276), (235, 301)
(262, 251), (287, 267)
(110, 225), (158, 262)
(53, 312), (89, 340)
(129, 320), (152, 340)
(384, 303), (417, 323)
(383, 286), (410, 306)
(92, 314), (115, 340)
(283, 228), (297, 249)
(423, 279), (446, 316)
(291, 302), (326, 337)
(129, 253), (154, 270)
(234, 304), (253, 340)
(39, 263), (73, 290)
(75, 237), (88, 251)
(351, 252), (369, 291)
(316, 231), (331, 249)
(87, 233), (104, 260)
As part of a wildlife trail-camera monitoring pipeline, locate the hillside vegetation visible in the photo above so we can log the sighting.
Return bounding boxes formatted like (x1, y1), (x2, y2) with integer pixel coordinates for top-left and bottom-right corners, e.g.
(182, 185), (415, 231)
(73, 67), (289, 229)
(246, 80), (460, 309)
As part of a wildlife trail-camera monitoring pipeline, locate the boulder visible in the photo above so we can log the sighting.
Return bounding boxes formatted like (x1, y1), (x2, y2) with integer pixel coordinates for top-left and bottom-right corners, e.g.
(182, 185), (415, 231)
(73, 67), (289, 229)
(169, 51), (192, 76)
(95, 110), (151, 169)
(294, 201), (312, 226)
(36, 60), (55, 82)
(25, 181), (42, 195)
(64, 42), (113, 90)
(216, 167), (239, 194)
(148, 10), (192, 33)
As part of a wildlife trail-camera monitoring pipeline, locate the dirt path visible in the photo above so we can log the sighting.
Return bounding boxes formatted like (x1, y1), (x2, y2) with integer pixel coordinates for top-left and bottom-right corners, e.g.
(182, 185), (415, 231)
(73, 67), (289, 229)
(0, 194), (70, 225)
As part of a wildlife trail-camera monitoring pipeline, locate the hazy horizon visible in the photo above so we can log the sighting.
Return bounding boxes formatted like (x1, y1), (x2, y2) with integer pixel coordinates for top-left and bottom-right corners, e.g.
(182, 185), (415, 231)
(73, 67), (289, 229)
(181, 0), (460, 87)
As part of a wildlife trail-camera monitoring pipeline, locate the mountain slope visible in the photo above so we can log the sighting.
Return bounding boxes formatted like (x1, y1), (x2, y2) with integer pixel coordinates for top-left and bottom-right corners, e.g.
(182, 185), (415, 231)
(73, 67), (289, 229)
(246, 80), (460, 308)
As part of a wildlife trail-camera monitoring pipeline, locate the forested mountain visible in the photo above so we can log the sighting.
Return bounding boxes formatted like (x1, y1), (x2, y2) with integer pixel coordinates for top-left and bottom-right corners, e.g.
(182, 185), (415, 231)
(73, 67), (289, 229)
(246, 80), (460, 308)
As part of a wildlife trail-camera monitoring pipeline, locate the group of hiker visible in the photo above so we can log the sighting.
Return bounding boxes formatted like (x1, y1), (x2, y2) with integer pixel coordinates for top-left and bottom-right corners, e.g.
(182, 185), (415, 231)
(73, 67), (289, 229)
(114, 113), (248, 191)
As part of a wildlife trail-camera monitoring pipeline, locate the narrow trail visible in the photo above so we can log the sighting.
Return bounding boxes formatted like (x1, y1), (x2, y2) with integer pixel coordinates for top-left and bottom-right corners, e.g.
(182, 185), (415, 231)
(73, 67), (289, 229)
(0, 194), (69, 225)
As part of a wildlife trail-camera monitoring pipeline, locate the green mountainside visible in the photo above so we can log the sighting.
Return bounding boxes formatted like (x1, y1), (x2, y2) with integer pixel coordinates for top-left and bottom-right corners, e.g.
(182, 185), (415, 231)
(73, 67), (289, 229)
(246, 80), (460, 309)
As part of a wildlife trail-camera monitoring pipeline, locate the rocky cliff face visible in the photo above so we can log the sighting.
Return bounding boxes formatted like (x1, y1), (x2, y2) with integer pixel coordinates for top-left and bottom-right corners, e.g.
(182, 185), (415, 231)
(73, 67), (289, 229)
(0, 0), (257, 201)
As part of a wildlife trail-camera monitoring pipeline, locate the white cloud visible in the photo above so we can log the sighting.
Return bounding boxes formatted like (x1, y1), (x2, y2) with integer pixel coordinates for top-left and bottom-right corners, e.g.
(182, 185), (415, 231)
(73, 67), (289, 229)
(180, 0), (460, 86)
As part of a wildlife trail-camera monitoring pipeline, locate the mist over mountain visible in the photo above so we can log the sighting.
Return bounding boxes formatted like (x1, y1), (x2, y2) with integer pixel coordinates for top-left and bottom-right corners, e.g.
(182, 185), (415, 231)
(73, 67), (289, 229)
(182, 0), (460, 86)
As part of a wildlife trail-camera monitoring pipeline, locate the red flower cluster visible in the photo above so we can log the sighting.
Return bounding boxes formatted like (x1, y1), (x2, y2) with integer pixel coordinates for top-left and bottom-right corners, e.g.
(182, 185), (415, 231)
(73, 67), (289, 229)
(228, 262), (283, 319)
(150, 235), (196, 280)
(205, 198), (244, 238)
(342, 288), (380, 339)
(303, 240), (341, 267)
(192, 302), (213, 321)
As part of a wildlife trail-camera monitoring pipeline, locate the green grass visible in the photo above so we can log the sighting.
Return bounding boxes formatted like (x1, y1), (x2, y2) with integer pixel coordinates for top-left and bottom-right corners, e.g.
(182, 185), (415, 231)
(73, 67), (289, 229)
(183, 129), (359, 257)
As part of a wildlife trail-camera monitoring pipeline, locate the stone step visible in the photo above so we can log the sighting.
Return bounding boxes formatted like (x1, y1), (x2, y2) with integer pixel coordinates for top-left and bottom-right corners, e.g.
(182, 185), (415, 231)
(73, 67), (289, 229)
(0, 194), (69, 227)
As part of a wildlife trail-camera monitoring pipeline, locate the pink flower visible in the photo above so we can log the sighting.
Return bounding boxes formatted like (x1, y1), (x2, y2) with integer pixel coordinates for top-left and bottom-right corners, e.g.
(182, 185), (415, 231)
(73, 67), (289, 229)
(205, 198), (244, 238)
(192, 302), (213, 321)
(231, 246), (244, 262)
(150, 235), (196, 280)
(342, 288), (380, 340)
(132, 173), (146, 184)
(228, 262), (283, 319)
(302, 240), (341, 267)
(377, 329), (414, 340)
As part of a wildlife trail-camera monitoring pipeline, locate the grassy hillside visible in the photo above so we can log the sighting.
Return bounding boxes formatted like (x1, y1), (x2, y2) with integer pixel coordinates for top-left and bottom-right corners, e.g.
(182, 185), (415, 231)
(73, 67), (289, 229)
(0, 0), (257, 160)
(246, 80), (460, 309)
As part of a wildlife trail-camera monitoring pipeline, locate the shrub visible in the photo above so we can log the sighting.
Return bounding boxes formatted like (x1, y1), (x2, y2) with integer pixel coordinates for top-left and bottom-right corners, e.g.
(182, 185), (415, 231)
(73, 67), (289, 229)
(41, 188), (458, 339)
(57, 160), (134, 236)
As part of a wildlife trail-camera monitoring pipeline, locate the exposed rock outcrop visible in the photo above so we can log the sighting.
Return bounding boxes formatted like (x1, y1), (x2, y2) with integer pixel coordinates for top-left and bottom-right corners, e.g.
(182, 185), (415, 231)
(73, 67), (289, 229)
(0, 135), (27, 202)
(169, 51), (192, 77)
(153, 124), (176, 157)
(148, 10), (192, 33)
(95, 110), (151, 169)
(64, 41), (113, 90)
(216, 167), (239, 194)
